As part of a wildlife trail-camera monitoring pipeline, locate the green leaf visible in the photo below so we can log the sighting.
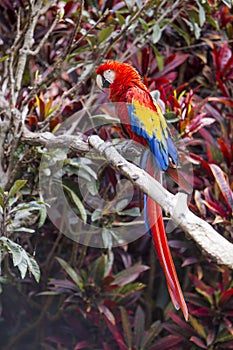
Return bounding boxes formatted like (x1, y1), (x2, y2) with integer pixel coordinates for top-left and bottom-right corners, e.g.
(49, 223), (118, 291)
(98, 26), (114, 44)
(105, 250), (114, 276)
(92, 114), (119, 124)
(116, 12), (125, 26)
(116, 199), (130, 212)
(0, 55), (8, 63)
(134, 306), (145, 349)
(63, 185), (87, 223)
(55, 257), (83, 290)
(183, 17), (194, 32)
(150, 89), (161, 101)
(120, 307), (133, 349)
(164, 112), (178, 119)
(139, 18), (148, 32)
(0, 193), (4, 208)
(91, 208), (103, 222)
(0, 237), (23, 266)
(87, 179), (98, 196)
(171, 23), (191, 46)
(194, 22), (201, 39)
(38, 203), (47, 228)
(118, 207), (140, 217)
(37, 291), (60, 296)
(189, 315), (207, 339)
(90, 255), (106, 286)
(124, 0), (135, 10)
(140, 321), (162, 349)
(13, 227), (35, 233)
(196, 0), (206, 26)
(17, 256), (28, 279)
(67, 158), (97, 179)
(8, 180), (27, 199)
(153, 45), (164, 71)
(102, 228), (113, 250)
(0, 237), (40, 282)
(79, 63), (93, 81)
(216, 331), (233, 343)
(151, 24), (162, 44)
(206, 15), (219, 30)
(112, 283), (145, 302)
(27, 255), (41, 283)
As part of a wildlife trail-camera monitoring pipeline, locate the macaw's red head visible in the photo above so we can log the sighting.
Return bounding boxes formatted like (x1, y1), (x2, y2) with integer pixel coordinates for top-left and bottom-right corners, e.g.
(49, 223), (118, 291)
(96, 60), (145, 101)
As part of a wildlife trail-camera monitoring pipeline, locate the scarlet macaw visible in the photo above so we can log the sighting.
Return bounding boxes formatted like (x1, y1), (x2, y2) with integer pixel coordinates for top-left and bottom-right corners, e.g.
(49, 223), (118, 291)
(96, 60), (188, 320)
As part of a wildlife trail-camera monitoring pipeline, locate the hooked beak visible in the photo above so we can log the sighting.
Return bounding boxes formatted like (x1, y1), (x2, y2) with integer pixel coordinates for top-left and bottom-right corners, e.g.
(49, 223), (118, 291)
(96, 74), (111, 89)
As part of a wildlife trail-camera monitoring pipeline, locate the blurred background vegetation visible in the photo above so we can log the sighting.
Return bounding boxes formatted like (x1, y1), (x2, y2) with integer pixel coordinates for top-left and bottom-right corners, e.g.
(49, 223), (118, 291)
(0, 0), (232, 349)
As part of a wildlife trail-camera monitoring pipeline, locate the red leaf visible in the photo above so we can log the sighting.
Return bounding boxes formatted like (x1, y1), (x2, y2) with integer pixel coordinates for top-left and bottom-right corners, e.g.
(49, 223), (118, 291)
(74, 341), (94, 350)
(103, 342), (114, 350)
(216, 75), (230, 97)
(48, 279), (77, 290)
(202, 199), (228, 217)
(141, 47), (150, 75)
(98, 304), (116, 325)
(218, 42), (232, 71)
(223, 340), (233, 349)
(166, 312), (194, 334)
(198, 128), (217, 146)
(212, 45), (220, 70)
(112, 265), (149, 286)
(189, 274), (215, 295)
(191, 307), (212, 316)
(224, 53), (233, 76)
(189, 153), (212, 178)
(218, 138), (232, 167)
(162, 54), (189, 76)
(209, 164), (233, 211)
(207, 97), (233, 108)
(25, 115), (38, 131)
(182, 257), (199, 267)
(190, 336), (207, 349)
(206, 327), (216, 347)
(186, 114), (215, 136)
(219, 288), (233, 306)
(150, 335), (184, 350)
(105, 319), (128, 350)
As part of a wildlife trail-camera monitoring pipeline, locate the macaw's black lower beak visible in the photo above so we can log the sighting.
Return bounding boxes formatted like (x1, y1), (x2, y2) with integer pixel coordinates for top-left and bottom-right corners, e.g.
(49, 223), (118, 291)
(102, 76), (111, 88)
(96, 74), (111, 89)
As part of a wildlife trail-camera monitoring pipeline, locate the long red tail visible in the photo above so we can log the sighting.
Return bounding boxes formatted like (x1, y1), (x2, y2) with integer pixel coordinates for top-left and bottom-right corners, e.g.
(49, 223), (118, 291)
(145, 162), (188, 321)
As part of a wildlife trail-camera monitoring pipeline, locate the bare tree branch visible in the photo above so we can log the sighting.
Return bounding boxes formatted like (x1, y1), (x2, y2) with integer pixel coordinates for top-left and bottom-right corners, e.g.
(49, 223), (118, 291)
(22, 127), (89, 152)
(21, 128), (233, 269)
(88, 135), (233, 269)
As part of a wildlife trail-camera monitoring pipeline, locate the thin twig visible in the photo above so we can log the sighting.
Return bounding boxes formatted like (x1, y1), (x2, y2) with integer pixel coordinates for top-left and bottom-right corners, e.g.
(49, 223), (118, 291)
(121, 0), (186, 61)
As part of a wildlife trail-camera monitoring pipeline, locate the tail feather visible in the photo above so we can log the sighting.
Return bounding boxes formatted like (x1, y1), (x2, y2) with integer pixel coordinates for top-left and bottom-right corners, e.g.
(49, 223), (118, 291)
(144, 159), (188, 321)
(145, 195), (188, 320)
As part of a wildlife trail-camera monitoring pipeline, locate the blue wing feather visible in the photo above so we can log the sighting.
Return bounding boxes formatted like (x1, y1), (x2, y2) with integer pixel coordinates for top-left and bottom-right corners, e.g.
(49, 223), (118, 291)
(127, 100), (177, 171)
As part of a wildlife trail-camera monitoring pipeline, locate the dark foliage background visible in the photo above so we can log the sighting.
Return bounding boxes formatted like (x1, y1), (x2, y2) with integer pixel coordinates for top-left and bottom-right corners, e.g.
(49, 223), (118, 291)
(0, 0), (232, 349)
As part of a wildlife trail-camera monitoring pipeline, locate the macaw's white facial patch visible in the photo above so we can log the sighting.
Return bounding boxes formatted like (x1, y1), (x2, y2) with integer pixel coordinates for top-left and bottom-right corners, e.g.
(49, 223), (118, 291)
(103, 69), (115, 85)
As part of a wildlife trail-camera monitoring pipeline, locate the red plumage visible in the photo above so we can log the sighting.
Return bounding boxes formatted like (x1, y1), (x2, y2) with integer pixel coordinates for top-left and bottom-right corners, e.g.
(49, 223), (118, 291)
(96, 60), (188, 320)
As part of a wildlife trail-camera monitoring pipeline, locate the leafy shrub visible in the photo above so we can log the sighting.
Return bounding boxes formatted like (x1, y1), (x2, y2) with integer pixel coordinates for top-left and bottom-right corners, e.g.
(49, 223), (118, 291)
(0, 0), (232, 349)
